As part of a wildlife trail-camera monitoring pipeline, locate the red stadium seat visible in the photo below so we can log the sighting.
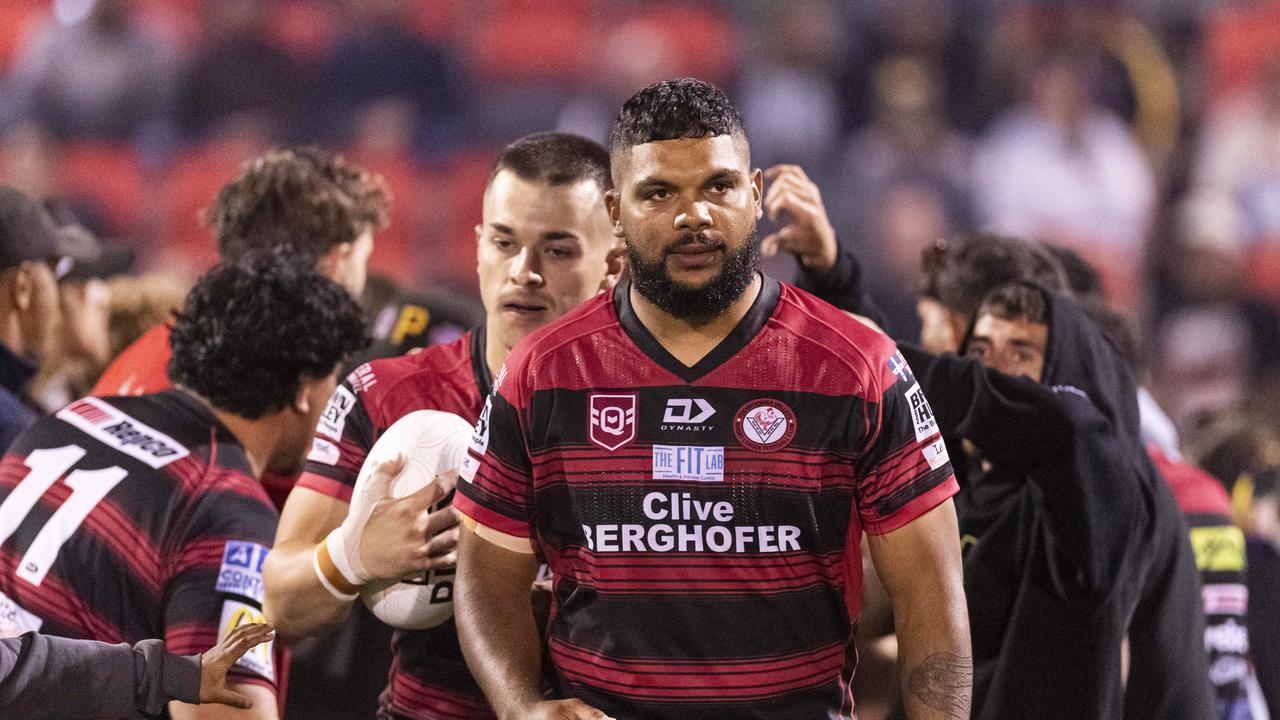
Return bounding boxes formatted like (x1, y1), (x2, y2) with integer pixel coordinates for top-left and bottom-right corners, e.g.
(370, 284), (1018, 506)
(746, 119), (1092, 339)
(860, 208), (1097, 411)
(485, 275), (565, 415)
(54, 142), (149, 240)
(425, 148), (498, 289)
(468, 0), (592, 83)
(0, 1), (47, 75)
(345, 150), (432, 288)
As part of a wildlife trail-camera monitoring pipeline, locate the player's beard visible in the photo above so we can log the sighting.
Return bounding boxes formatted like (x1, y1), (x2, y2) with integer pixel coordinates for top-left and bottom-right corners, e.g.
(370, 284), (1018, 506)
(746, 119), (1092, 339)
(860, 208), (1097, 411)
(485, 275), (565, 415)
(627, 228), (760, 326)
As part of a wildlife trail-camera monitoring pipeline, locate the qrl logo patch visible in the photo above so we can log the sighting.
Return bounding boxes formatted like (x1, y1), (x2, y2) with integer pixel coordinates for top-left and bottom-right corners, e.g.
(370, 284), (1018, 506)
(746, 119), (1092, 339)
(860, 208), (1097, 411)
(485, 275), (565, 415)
(734, 400), (796, 452)
(589, 394), (637, 451)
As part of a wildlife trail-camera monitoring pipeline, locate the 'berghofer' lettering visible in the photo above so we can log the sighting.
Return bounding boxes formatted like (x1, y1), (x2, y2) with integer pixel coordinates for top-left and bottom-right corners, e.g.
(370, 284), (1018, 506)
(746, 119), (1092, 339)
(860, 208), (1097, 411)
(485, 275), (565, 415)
(581, 492), (801, 553)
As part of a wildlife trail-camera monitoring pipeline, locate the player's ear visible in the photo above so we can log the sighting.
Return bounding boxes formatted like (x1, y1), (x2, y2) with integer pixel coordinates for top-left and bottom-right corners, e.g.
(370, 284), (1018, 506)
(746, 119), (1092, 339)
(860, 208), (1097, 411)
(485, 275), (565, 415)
(604, 190), (625, 239)
(600, 242), (627, 292)
(7, 264), (33, 312)
(750, 168), (764, 221)
(316, 241), (353, 281)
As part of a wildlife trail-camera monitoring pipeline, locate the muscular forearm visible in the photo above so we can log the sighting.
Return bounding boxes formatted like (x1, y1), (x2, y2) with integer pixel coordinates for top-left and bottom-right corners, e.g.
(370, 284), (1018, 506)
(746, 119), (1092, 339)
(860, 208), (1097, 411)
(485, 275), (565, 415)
(261, 541), (353, 642)
(455, 528), (542, 720)
(895, 599), (971, 720)
(869, 501), (971, 720)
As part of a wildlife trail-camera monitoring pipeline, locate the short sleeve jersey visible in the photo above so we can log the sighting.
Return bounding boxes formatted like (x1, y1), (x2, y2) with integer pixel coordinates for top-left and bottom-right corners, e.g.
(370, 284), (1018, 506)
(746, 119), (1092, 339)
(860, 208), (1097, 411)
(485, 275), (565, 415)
(295, 330), (495, 720)
(0, 390), (279, 692)
(455, 278), (958, 719)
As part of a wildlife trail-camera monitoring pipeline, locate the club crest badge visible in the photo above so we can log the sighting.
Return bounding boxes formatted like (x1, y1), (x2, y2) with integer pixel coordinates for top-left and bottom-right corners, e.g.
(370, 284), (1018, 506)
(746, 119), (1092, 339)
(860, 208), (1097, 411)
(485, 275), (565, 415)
(589, 393), (637, 451)
(734, 399), (796, 452)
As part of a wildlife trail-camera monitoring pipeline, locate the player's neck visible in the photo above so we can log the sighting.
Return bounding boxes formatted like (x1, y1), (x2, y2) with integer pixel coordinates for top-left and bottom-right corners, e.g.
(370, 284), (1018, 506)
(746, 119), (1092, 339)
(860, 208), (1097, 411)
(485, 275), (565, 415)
(484, 325), (507, 380)
(179, 388), (277, 478)
(629, 273), (762, 368)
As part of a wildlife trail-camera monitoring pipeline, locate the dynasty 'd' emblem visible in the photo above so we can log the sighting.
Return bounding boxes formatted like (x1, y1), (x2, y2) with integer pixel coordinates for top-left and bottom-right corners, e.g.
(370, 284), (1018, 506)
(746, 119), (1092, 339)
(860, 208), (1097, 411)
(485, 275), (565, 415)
(734, 399), (797, 452)
(589, 393), (637, 451)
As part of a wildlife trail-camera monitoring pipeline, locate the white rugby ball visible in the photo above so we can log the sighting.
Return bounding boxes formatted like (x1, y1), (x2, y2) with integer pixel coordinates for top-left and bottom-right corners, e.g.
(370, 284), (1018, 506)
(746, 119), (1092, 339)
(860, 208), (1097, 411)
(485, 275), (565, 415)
(356, 409), (474, 630)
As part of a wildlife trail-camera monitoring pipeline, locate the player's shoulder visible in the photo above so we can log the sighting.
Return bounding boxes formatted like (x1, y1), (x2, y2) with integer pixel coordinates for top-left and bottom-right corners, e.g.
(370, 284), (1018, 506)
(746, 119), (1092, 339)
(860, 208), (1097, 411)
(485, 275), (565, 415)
(773, 282), (899, 368)
(505, 290), (616, 371)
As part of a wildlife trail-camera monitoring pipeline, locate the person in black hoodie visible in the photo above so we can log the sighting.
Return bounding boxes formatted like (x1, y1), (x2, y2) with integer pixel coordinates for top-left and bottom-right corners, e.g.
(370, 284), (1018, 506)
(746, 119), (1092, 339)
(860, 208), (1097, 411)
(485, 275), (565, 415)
(897, 282), (1214, 719)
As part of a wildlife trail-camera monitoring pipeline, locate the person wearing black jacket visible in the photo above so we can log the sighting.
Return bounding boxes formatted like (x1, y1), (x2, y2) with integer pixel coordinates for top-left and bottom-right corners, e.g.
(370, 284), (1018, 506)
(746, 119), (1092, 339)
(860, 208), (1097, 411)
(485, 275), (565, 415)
(896, 282), (1213, 719)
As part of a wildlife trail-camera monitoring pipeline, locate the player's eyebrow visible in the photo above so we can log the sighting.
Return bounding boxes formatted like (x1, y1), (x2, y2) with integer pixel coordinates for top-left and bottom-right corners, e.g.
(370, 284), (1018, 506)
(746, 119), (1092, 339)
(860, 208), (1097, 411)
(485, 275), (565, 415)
(704, 169), (743, 186)
(634, 176), (677, 192)
(1008, 338), (1042, 351)
(541, 230), (579, 241)
(489, 222), (516, 234)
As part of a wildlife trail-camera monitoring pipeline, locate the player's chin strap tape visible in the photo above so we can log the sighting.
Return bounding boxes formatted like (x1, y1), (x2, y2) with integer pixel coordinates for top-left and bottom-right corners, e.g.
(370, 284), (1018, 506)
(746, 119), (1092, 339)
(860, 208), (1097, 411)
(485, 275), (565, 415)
(314, 537), (360, 601)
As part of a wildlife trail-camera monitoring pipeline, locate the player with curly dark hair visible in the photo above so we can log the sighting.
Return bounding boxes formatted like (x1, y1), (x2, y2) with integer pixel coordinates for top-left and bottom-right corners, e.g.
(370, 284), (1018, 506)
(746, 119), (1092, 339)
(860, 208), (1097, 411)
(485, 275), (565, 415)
(0, 249), (367, 720)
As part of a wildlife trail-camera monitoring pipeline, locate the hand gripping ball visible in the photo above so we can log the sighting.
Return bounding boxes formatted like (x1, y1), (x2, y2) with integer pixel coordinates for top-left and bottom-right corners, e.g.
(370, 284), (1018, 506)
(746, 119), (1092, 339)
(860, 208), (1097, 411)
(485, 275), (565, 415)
(356, 409), (474, 629)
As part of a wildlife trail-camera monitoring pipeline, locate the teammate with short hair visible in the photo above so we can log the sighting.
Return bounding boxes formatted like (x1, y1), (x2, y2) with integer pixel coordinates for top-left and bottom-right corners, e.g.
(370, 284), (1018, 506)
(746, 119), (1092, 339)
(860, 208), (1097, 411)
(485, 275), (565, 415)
(0, 250), (367, 720)
(262, 132), (625, 719)
(454, 78), (970, 720)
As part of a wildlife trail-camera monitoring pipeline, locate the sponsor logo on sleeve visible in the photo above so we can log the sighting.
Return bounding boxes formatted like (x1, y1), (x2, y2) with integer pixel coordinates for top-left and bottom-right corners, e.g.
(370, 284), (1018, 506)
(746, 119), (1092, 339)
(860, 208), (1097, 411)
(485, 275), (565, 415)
(350, 364), (377, 394)
(734, 400), (796, 453)
(0, 589), (42, 637)
(470, 397), (492, 455)
(588, 394), (637, 451)
(307, 438), (340, 466)
(458, 452), (479, 482)
(887, 351), (914, 385)
(216, 541), (268, 603)
(904, 384), (939, 442)
(1190, 525), (1246, 572)
(218, 600), (274, 681)
(922, 437), (950, 470)
(1202, 583), (1248, 616)
(317, 386), (357, 440)
(56, 398), (190, 469)
(653, 445), (724, 482)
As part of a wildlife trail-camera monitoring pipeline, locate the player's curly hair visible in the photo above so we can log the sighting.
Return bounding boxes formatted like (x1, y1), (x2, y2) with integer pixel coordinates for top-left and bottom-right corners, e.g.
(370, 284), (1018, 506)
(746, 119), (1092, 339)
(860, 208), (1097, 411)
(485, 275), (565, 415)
(609, 78), (746, 161)
(168, 248), (369, 419)
(207, 146), (390, 262)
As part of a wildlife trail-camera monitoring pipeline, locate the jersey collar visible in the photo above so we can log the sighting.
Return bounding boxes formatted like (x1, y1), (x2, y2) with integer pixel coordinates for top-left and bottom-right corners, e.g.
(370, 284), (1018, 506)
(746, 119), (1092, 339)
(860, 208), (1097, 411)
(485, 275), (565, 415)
(469, 326), (494, 398)
(613, 274), (780, 384)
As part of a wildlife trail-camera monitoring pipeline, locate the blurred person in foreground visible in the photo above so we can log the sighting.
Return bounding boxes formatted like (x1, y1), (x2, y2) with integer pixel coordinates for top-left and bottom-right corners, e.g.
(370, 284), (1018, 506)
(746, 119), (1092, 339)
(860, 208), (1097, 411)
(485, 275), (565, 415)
(0, 250), (367, 720)
(2, 621), (274, 720)
(455, 78), (969, 720)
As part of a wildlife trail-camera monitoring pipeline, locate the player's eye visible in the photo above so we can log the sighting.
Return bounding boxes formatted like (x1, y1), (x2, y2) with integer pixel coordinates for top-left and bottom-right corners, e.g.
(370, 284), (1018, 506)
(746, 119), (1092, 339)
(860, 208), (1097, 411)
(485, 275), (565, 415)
(966, 345), (987, 360)
(708, 181), (732, 194)
(546, 246), (576, 259)
(490, 237), (516, 252)
(646, 188), (671, 201)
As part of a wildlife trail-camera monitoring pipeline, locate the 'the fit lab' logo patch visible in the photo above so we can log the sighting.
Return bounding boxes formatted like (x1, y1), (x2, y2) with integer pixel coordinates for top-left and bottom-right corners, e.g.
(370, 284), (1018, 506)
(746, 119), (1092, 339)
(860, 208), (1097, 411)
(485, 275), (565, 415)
(589, 394), (637, 451)
(734, 400), (796, 453)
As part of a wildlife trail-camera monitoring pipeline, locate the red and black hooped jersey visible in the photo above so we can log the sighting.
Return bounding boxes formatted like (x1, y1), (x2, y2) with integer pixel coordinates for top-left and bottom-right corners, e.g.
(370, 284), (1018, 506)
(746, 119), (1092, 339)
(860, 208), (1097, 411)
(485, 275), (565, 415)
(297, 330), (493, 720)
(0, 390), (279, 693)
(456, 277), (958, 719)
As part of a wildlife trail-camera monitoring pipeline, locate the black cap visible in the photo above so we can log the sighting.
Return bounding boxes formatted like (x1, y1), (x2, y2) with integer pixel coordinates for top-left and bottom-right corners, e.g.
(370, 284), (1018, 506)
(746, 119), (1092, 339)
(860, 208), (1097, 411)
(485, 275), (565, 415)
(41, 197), (135, 281)
(0, 186), (61, 271)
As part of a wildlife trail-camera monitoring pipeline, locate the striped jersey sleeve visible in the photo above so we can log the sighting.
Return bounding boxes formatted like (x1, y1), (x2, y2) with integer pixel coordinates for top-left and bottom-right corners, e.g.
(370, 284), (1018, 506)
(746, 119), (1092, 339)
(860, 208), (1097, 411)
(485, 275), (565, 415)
(455, 361), (534, 546)
(295, 374), (372, 503)
(854, 348), (958, 535)
(164, 467), (279, 689)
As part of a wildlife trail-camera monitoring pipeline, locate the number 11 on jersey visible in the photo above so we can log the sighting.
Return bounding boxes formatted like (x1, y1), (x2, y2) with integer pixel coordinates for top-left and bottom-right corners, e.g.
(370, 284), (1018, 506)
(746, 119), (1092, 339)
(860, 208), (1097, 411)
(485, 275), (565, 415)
(0, 445), (128, 587)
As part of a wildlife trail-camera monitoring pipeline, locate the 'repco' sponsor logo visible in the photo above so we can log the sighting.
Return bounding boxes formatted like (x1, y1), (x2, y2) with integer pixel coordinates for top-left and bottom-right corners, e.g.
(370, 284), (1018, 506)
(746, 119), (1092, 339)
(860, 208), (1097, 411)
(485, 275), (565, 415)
(56, 398), (190, 469)
(734, 399), (796, 452)
(589, 394), (637, 451)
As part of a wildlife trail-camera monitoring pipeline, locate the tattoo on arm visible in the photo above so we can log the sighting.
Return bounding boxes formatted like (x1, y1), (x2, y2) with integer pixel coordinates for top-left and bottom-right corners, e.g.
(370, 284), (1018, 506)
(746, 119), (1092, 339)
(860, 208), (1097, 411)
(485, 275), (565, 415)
(907, 652), (972, 719)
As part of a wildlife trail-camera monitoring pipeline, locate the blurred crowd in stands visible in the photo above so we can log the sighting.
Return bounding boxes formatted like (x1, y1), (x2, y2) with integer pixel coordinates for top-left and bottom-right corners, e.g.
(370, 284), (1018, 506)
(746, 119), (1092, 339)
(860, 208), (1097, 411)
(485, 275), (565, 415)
(1, 0), (1279, 547)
